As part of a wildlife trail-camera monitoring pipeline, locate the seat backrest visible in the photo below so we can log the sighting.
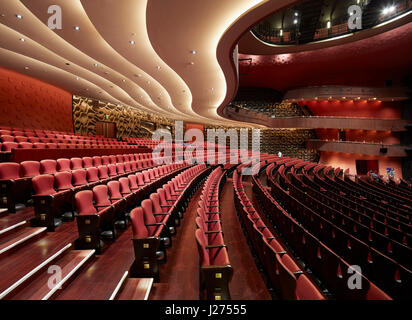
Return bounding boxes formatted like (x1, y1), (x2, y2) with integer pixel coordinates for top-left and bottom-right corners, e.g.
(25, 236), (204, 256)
(109, 155), (116, 164)
(72, 169), (88, 186)
(82, 157), (93, 168)
(0, 162), (21, 180)
(116, 163), (125, 174)
(0, 135), (15, 142)
(15, 136), (28, 143)
(75, 190), (97, 215)
(98, 165), (109, 179)
(55, 171), (74, 191)
(40, 159), (57, 174)
(32, 174), (56, 196)
(33, 142), (46, 149)
(101, 156), (110, 165)
(108, 164), (117, 177)
(57, 158), (71, 172)
(46, 143), (57, 149)
(141, 199), (157, 233)
(2, 142), (18, 151)
(119, 177), (131, 194)
(128, 175), (139, 189)
(92, 184), (111, 206)
(107, 180), (123, 199)
(86, 167), (100, 182)
(150, 193), (164, 214)
(130, 207), (149, 238)
(116, 155), (124, 163)
(21, 161), (41, 177)
(195, 229), (210, 266)
(71, 157), (83, 170)
(93, 156), (102, 167)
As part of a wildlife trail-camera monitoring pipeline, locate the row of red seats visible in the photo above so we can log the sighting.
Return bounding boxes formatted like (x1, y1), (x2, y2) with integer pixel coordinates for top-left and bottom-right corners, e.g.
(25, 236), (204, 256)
(74, 162), (191, 253)
(254, 162), (392, 300)
(0, 153), (156, 213)
(268, 163), (410, 299)
(0, 141), (135, 152)
(297, 172), (412, 239)
(314, 169), (411, 222)
(30, 155), (173, 231)
(233, 163), (325, 300)
(0, 133), (121, 142)
(195, 166), (233, 300)
(128, 164), (209, 281)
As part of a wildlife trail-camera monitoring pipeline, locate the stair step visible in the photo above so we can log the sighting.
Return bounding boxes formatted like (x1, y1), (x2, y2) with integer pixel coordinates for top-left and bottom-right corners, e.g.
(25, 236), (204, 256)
(0, 227), (47, 256)
(0, 221), (28, 238)
(0, 243), (72, 299)
(9, 249), (95, 300)
(112, 272), (153, 301)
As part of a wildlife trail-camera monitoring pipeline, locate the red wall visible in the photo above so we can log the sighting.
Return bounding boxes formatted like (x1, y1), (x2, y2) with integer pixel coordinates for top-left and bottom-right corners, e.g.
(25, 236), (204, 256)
(299, 100), (402, 119)
(0, 68), (73, 132)
(319, 151), (403, 178)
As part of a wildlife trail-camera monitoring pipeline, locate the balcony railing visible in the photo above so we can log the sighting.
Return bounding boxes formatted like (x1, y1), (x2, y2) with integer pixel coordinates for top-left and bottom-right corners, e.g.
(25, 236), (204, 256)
(251, 0), (412, 45)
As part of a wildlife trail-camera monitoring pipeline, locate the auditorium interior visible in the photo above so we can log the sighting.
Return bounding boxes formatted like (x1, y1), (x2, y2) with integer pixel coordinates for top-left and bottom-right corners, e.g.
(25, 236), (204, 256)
(0, 0), (411, 301)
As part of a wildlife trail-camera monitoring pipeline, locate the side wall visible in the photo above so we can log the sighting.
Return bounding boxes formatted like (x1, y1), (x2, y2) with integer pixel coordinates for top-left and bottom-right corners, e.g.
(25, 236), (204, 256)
(0, 67), (73, 132)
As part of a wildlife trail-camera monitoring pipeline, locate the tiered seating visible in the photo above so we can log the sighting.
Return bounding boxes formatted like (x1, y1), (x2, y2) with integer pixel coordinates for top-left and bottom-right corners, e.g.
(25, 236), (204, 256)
(129, 164), (210, 280)
(195, 166), (233, 300)
(0, 153), (156, 215)
(233, 162), (325, 300)
(75, 161), (191, 253)
(266, 161), (411, 299)
(0, 127), (132, 151)
(253, 161), (392, 299)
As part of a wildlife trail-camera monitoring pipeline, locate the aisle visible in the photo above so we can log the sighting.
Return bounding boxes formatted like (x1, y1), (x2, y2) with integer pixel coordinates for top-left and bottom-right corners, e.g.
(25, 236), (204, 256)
(220, 178), (271, 300)
(149, 188), (202, 300)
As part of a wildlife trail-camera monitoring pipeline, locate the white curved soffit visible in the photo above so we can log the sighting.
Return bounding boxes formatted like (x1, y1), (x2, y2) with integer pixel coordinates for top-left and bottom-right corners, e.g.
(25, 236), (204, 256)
(0, 0), (300, 126)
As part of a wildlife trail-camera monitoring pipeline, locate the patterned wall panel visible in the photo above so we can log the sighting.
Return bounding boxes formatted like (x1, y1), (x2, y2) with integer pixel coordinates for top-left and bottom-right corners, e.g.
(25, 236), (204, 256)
(72, 95), (175, 138)
(0, 67), (73, 132)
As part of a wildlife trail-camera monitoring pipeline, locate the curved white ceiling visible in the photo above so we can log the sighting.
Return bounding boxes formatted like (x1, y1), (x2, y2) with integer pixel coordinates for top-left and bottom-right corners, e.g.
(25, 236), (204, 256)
(0, 0), (299, 127)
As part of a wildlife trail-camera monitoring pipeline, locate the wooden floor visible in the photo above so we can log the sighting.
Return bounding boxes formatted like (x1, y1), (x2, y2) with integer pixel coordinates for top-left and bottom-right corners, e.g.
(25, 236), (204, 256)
(54, 226), (135, 300)
(220, 178), (271, 300)
(149, 179), (271, 300)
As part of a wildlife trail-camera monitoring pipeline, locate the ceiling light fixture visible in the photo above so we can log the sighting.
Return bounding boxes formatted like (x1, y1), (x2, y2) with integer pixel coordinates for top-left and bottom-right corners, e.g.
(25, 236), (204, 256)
(129, 40), (135, 45)
(74, 26), (80, 31)
(76, 77), (80, 80)
(122, 79), (126, 82)
(16, 14), (22, 19)
(19, 38), (25, 42)
(293, 19), (298, 24)
(190, 50), (197, 54)
(24, 66), (29, 70)
(156, 66), (161, 70)
(93, 63), (98, 67)
(189, 62), (194, 65)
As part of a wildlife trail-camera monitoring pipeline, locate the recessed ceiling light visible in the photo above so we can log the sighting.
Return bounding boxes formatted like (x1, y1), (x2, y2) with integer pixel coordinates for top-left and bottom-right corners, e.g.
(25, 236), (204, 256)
(76, 77), (80, 80)
(147, 80), (150, 84)
(129, 40), (135, 45)
(156, 66), (161, 70)
(293, 19), (298, 24)
(0, 14), (5, 18)
(190, 50), (197, 54)
(134, 74), (141, 77)
(24, 66), (29, 70)
(19, 38), (25, 42)
(74, 26), (80, 31)
(189, 62), (194, 65)
(65, 62), (70, 66)
(122, 79), (126, 82)
(93, 63), (98, 67)
(16, 14), (22, 19)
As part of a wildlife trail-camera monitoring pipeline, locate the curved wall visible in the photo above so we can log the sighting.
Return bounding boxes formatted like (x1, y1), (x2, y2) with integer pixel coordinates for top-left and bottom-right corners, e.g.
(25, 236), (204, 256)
(0, 67), (73, 132)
